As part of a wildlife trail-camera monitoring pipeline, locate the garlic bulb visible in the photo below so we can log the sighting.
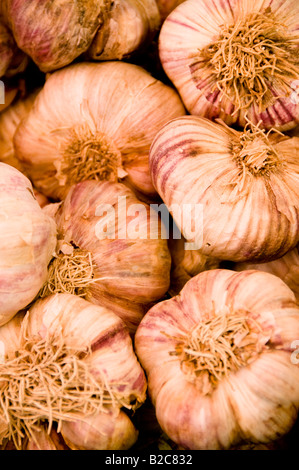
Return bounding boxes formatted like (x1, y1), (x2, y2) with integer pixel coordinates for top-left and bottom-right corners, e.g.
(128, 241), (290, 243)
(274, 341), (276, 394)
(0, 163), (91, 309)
(0, 163), (57, 327)
(168, 236), (220, 296)
(236, 245), (299, 303)
(149, 116), (299, 263)
(60, 409), (138, 450)
(87, 0), (160, 61)
(3, 0), (113, 73)
(14, 61), (185, 201)
(159, 0), (299, 131)
(156, 0), (186, 22)
(0, 89), (39, 171)
(0, 293), (147, 449)
(135, 269), (299, 450)
(40, 180), (171, 333)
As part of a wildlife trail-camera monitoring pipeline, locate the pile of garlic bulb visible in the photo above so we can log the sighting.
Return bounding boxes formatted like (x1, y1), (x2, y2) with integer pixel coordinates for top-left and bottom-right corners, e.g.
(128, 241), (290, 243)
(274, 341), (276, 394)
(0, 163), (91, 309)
(0, 0), (299, 452)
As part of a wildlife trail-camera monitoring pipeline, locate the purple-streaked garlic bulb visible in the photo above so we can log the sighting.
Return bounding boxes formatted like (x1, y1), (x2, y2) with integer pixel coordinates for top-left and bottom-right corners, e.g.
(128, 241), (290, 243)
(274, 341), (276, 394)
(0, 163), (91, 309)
(159, 0), (299, 131)
(135, 269), (299, 449)
(149, 116), (299, 263)
(40, 180), (172, 333)
(14, 61), (185, 201)
(3, 0), (113, 73)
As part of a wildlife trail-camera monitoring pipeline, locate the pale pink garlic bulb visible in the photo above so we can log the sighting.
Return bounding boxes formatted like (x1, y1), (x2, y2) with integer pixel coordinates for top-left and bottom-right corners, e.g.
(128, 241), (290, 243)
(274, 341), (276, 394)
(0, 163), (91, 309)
(156, 0), (186, 21)
(14, 61), (185, 201)
(236, 245), (299, 303)
(60, 409), (138, 450)
(0, 293), (147, 449)
(40, 180), (172, 333)
(159, 0), (299, 131)
(135, 269), (299, 449)
(0, 163), (57, 327)
(149, 116), (299, 263)
(4, 0), (113, 73)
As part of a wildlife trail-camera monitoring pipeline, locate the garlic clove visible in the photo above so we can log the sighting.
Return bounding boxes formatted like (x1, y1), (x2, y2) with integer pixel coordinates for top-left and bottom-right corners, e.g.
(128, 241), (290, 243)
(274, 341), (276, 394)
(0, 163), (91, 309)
(25, 427), (69, 450)
(87, 0), (161, 61)
(13, 61), (185, 201)
(159, 0), (299, 131)
(60, 409), (138, 451)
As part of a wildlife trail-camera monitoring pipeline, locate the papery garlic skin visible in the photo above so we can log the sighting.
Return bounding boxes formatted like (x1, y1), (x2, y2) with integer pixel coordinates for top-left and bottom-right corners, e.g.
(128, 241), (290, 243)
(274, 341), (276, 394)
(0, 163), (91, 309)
(0, 163), (57, 327)
(135, 269), (299, 450)
(61, 410), (138, 450)
(236, 245), (299, 303)
(87, 0), (160, 61)
(14, 61), (185, 201)
(48, 180), (171, 332)
(0, 293), (147, 448)
(0, 89), (39, 171)
(4, 0), (113, 73)
(159, 0), (299, 131)
(149, 116), (299, 263)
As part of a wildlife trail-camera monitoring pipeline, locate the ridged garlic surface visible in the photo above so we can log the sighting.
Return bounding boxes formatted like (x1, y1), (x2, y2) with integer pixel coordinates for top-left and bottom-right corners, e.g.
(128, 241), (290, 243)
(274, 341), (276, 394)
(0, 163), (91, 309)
(149, 116), (299, 263)
(135, 269), (299, 449)
(159, 0), (299, 131)
(0, 293), (147, 449)
(87, 0), (161, 61)
(14, 61), (185, 201)
(0, 163), (57, 327)
(41, 180), (171, 333)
